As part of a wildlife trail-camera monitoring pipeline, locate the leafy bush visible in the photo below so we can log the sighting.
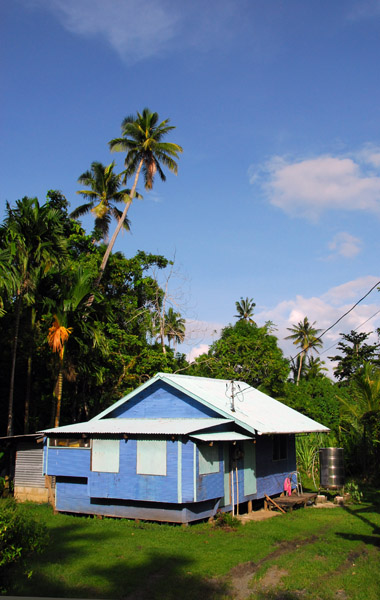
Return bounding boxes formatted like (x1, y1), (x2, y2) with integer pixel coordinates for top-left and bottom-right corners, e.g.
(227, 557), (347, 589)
(345, 481), (363, 504)
(0, 499), (48, 592)
(213, 511), (240, 528)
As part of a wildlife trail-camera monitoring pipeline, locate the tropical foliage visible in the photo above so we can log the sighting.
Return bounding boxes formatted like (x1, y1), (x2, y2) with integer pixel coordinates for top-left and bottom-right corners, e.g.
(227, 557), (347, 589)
(72, 161), (139, 241)
(189, 319), (290, 396)
(286, 316), (323, 385)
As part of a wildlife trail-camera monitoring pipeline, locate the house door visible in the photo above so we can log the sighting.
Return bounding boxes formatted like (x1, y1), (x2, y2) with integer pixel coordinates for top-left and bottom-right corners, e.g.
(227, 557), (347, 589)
(243, 440), (256, 496)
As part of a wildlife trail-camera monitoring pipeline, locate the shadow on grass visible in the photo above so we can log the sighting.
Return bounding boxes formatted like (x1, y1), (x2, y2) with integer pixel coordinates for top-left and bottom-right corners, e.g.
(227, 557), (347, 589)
(8, 517), (228, 599)
(335, 502), (380, 550)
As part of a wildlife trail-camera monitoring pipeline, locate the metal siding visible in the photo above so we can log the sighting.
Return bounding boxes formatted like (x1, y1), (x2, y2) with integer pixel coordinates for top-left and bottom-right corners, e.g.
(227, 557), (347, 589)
(109, 381), (221, 419)
(14, 444), (45, 488)
(46, 448), (91, 477)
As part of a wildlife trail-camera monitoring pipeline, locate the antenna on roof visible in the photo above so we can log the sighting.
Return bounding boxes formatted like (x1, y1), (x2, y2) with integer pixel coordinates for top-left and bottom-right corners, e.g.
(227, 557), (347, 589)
(226, 380), (237, 412)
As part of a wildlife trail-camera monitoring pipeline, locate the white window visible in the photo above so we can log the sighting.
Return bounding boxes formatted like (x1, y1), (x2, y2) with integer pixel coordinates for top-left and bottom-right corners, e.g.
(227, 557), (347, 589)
(136, 440), (167, 476)
(92, 439), (120, 473)
(199, 444), (219, 475)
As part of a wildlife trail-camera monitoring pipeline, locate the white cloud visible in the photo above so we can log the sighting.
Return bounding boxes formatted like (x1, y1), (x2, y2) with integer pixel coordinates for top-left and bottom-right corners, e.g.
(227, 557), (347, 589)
(28, 0), (239, 63)
(327, 232), (362, 258)
(348, 1), (380, 21)
(31, 0), (180, 62)
(255, 276), (380, 375)
(250, 150), (380, 220)
(187, 344), (210, 363)
(181, 277), (380, 377)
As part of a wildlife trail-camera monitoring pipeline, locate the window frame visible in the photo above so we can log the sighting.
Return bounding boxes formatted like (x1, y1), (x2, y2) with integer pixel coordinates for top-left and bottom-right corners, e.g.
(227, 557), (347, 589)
(272, 435), (288, 461)
(198, 443), (220, 475)
(136, 439), (167, 476)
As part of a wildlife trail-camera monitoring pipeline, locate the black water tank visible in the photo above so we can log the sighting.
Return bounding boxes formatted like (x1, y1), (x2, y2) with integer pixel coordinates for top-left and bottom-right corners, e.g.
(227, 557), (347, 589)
(319, 447), (344, 489)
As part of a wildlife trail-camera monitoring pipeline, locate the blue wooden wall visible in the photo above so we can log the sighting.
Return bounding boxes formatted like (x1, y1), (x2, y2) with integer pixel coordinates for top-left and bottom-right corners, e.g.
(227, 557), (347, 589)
(107, 381), (221, 419)
(256, 434), (296, 498)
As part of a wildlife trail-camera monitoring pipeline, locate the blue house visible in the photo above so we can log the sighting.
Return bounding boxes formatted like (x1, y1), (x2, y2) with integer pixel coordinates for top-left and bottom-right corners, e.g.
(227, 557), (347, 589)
(41, 373), (328, 523)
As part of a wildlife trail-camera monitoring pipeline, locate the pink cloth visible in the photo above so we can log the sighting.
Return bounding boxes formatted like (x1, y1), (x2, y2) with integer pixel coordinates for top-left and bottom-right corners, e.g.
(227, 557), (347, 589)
(284, 477), (292, 496)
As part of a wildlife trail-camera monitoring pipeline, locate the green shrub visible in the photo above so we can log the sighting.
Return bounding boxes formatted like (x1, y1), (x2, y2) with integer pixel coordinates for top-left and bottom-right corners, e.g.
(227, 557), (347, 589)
(213, 511), (240, 528)
(345, 481), (363, 503)
(0, 499), (48, 593)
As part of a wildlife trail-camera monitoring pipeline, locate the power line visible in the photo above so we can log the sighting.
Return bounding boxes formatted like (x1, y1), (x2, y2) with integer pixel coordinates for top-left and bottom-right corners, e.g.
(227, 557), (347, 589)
(319, 307), (380, 357)
(290, 279), (380, 363)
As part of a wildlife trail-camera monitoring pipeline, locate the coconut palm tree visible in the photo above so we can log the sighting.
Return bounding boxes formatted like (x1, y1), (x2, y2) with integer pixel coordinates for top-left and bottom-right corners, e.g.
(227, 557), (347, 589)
(71, 161), (141, 241)
(165, 307), (186, 350)
(285, 317), (323, 385)
(2, 197), (66, 435)
(96, 108), (182, 285)
(235, 297), (256, 323)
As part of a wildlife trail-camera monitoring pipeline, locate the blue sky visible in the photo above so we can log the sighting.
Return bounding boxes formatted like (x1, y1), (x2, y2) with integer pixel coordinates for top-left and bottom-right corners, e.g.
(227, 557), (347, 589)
(2, 0), (380, 371)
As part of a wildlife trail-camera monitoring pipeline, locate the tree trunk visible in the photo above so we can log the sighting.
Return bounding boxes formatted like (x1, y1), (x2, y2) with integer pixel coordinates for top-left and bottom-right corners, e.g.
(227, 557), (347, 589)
(24, 308), (36, 434)
(24, 355), (32, 433)
(296, 351), (304, 386)
(7, 294), (22, 436)
(86, 159), (144, 308)
(54, 361), (64, 428)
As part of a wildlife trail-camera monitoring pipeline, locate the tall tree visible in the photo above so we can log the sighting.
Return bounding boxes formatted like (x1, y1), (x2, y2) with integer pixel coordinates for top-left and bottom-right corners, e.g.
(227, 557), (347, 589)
(98, 108), (182, 285)
(1, 197), (66, 435)
(234, 297), (256, 323)
(285, 317), (322, 386)
(47, 267), (94, 427)
(329, 330), (379, 382)
(190, 320), (289, 396)
(164, 307), (186, 350)
(71, 161), (140, 241)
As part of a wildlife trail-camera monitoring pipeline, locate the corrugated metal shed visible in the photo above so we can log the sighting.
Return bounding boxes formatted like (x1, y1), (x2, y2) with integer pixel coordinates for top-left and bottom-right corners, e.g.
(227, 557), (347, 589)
(41, 417), (232, 435)
(14, 443), (45, 488)
(91, 373), (329, 435)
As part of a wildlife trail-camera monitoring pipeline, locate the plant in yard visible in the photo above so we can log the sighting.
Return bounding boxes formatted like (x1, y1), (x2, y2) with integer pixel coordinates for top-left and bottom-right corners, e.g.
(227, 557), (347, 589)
(345, 481), (363, 503)
(0, 498), (48, 593)
(213, 511), (241, 529)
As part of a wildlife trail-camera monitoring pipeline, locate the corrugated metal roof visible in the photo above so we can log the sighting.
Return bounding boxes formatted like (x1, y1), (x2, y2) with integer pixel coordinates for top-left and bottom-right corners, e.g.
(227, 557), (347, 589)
(154, 373), (329, 435)
(41, 418), (232, 436)
(92, 373), (328, 435)
(190, 431), (254, 442)
(42, 373), (329, 437)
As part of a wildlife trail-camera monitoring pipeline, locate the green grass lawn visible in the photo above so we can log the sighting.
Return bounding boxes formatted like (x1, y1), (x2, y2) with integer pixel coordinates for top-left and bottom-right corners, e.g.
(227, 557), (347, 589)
(4, 489), (380, 600)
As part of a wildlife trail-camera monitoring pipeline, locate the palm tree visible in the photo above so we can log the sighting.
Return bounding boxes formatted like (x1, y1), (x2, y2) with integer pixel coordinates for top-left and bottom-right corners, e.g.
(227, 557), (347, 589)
(285, 317), (323, 385)
(304, 356), (328, 380)
(47, 268), (93, 428)
(165, 307), (186, 350)
(71, 161), (141, 241)
(97, 108), (182, 285)
(2, 197), (66, 435)
(235, 297), (256, 323)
